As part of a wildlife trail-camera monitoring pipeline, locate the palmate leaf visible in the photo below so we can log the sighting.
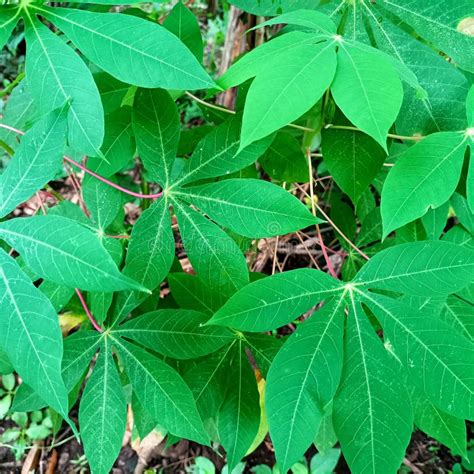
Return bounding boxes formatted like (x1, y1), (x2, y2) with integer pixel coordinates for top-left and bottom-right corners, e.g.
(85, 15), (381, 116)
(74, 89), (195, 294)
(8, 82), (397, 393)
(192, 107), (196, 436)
(217, 339), (260, 471)
(174, 200), (249, 297)
(176, 179), (318, 238)
(333, 296), (413, 474)
(332, 41), (403, 150)
(229, 0), (316, 16)
(265, 296), (345, 472)
(240, 39), (337, 148)
(173, 115), (273, 187)
(0, 105), (67, 219)
(114, 309), (233, 360)
(0, 216), (146, 293)
(209, 268), (340, 332)
(0, 249), (69, 421)
(0, 8), (20, 49)
(113, 198), (174, 323)
(112, 336), (209, 445)
(381, 132), (467, 236)
(132, 88), (180, 187)
(38, 6), (215, 90)
(24, 15), (104, 156)
(381, 0), (474, 72)
(79, 338), (127, 474)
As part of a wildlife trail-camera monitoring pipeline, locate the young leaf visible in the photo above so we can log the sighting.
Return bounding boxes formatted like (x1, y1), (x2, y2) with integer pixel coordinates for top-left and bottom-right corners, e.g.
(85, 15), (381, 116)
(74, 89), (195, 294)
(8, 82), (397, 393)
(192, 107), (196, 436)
(381, 132), (467, 236)
(217, 340), (260, 470)
(381, 0), (474, 72)
(240, 40), (337, 148)
(177, 179), (318, 238)
(0, 105), (67, 218)
(174, 116), (272, 186)
(333, 296), (413, 474)
(0, 8), (20, 50)
(174, 201), (249, 297)
(266, 297), (345, 472)
(331, 42), (403, 150)
(114, 199), (174, 323)
(115, 309), (233, 359)
(0, 249), (69, 420)
(361, 292), (474, 420)
(163, 1), (203, 61)
(79, 340), (127, 474)
(112, 337), (209, 445)
(0, 216), (146, 293)
(41, 6), (215, 90)
(209, 268), (340, 331)
(354, 241), (474, 296)
(24, 16), (104, 155)
(132, 88), (180, 187)
(322, 127), (386, 204)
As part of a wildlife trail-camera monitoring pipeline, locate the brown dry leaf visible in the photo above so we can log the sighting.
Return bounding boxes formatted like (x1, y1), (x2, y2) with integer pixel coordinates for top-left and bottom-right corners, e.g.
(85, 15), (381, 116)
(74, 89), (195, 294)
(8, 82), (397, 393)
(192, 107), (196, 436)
(59, 312), (85, 336)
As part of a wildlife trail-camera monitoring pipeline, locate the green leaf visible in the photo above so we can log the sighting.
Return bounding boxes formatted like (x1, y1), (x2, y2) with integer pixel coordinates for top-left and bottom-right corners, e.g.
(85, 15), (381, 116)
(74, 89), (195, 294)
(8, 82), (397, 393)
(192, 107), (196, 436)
(266, 297), (345, 472)
(241, 333), (282, 378)
(115, 309), (233, 359)
(229, 0), (317, 16)
(0, 7), (20, 51)
(361, 292), (474, 420)
(173, 115), (272, 186)
(24, 16), (104, 155)
(467, 85), (474, 127)
(113, 337), (209, 444)
(79, 339), (127, 474)
(82, 175), (122, 232)
(88, 107), (136, 178)
(217, 340), (260, 470)
(0, 249), (69, 420)
(132, 88), (180, 187)
(114, 199), (174, 323)
(441, 296), (474, 342)
(322, 126), (386, 204)
(240, 40), (337, 148)
(0, 216), (146, 293)
(333, 296), (412, 474)
(39, 281), (75, 312)
(381, 132), (467, 236)
(381, 0), (474, 72)
(177, 179), (318, 238)
(163, 1), (203, 61)
(253, 10), (337, 35)
(354, 241), (474, 296)
(40, 6), (215, 90)
(421, 202), (449, 240)
(174, 200), (249, 297)
(209, 269), (340, 331)
(411, 387), (467, 457)
(0, 106), (67, 218)
(331, 42), (403, 150)
(258, 132), (308, 183)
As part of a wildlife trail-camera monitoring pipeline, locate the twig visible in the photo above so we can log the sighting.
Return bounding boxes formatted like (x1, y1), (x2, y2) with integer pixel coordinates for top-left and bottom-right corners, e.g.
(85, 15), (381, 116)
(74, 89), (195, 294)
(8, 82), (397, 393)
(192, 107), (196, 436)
(324, 124), (424, 141)
(75, 288), (103, 333)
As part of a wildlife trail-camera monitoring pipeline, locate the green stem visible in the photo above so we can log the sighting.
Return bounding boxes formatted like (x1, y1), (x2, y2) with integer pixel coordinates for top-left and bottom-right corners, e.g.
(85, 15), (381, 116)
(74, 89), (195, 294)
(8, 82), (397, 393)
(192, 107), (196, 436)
(0, 72), (25, 98)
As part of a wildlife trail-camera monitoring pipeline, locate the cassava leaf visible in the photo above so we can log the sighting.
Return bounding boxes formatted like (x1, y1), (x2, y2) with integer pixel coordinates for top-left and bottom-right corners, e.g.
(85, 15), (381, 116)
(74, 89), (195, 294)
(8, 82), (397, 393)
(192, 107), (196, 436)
(163, 1), (203, 61)
(0, 7), (20, 50)
(0, 249), (69, 420)
(217, 339), (260, 470)
(229, 0), (317, 16)
(132, 88), (180, 187)
(115, 309), (233, 359)
(331, 41), (403, 150)
(240, 40), (337, 148)
(0, 216), (147, 293)
(112, 336), (209, 444)
(381, 132), (467, 236)
(176, 178), (318, 238)
(0, 105), (67, 219)
(174, 200), (249, 297)
(24, 15), (104, 155)
(354, 241), (474, 296)
(40, 6), (215, 90)
(209, 268), (340, 331)
(79, 339), (127, 474)
(266, 296), (345, 472)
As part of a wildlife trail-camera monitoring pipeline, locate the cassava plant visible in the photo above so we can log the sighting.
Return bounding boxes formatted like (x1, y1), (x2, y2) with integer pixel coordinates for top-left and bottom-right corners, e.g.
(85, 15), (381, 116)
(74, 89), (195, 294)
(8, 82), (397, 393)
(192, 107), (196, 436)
(0, 0), (473, 473)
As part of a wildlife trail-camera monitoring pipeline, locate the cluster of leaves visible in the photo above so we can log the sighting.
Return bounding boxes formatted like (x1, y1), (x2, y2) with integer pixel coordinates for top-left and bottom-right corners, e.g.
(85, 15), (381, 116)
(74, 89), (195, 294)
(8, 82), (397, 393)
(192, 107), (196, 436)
(0, 0), (473, 473)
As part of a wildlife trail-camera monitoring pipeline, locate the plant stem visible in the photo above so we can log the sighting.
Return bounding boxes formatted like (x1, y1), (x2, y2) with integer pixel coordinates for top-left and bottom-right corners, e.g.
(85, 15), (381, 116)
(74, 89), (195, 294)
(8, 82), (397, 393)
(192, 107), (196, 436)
(75, 288), (104, 333)
(324, 124), (424, 141)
